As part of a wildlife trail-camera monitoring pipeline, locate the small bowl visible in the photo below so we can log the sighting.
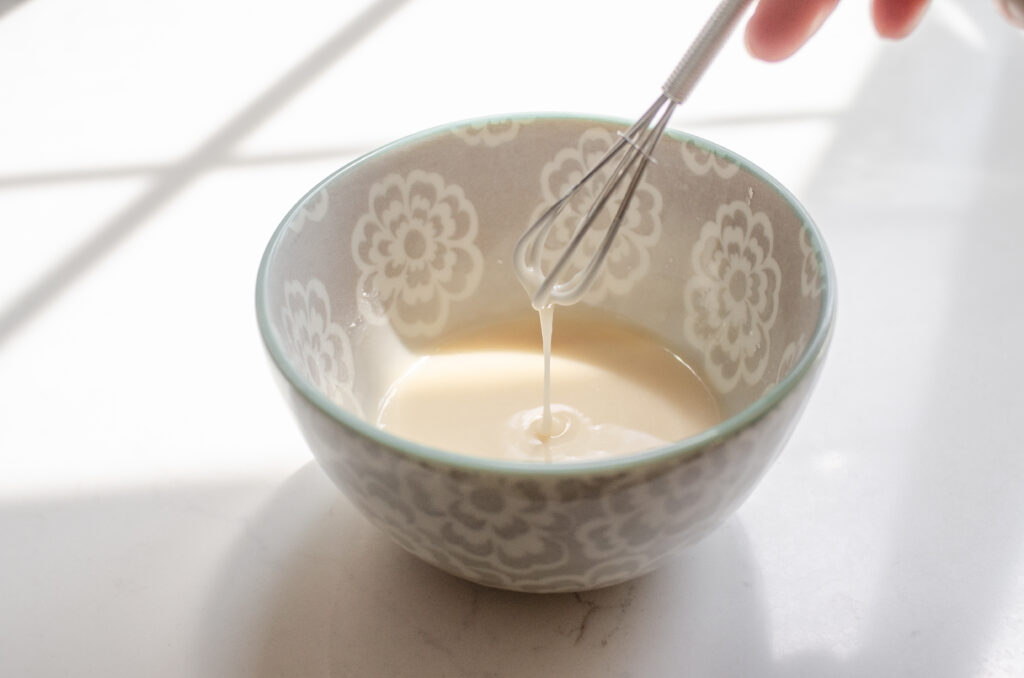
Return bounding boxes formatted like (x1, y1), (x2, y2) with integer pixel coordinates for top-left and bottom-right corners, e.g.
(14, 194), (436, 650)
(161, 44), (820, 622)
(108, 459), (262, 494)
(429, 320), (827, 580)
(255, 114), (835, 593)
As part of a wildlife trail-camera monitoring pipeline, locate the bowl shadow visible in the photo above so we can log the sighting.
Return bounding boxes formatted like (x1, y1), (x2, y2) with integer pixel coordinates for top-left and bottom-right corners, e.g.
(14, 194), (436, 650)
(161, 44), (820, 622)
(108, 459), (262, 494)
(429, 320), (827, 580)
(198, 462), (776, 677)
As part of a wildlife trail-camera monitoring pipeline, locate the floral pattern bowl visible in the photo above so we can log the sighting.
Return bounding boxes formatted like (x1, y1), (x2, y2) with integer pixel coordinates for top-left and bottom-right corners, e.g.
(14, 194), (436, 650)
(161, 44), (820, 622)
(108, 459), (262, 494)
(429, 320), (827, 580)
(255, 114), (836, 593)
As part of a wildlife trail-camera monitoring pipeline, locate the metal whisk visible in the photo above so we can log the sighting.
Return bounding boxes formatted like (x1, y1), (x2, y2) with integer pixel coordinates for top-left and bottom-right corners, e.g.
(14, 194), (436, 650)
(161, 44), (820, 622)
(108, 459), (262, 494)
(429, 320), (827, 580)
(514, 0), (754, 309)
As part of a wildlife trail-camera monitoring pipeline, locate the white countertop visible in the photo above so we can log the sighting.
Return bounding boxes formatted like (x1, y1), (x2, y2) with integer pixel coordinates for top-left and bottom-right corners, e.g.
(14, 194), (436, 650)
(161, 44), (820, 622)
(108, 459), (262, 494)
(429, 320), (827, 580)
(2, 0), (1023, 675)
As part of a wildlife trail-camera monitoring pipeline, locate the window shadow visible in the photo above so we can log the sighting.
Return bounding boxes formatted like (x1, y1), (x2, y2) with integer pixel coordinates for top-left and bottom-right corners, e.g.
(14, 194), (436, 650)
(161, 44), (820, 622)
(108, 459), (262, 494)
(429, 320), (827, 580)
(0, 146), (381, 189)
(0, 0), (412, 346)
(0, 0), (29, 21)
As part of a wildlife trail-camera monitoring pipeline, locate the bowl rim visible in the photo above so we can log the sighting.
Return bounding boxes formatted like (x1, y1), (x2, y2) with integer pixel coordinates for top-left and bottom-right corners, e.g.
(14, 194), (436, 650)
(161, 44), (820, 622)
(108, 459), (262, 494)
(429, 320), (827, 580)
(255, 112), (837, 477)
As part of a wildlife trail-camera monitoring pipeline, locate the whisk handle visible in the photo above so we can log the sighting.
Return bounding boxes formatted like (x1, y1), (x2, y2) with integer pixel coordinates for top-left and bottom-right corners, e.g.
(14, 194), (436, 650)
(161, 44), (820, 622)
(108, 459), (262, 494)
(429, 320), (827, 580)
(662, 0), (754, 104)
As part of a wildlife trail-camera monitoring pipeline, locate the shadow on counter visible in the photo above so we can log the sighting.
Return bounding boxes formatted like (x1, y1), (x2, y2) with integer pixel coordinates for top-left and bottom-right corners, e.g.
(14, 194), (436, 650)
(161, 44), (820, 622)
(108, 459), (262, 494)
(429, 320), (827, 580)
(198, 462), (774, 678)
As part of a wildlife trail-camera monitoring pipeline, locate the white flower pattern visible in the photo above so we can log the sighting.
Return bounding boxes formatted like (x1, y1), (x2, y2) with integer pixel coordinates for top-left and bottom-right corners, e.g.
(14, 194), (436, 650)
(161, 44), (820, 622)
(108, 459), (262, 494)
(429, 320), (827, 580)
(288, 186), (329, 233)
(530, 127), (663, 303)
(439, 481), (571, 570)
(765, 334), (809, 395)
(799, 226), (823, 298)
(324, 444), (574, 588)
(576, 453), (734, 565)
(684, 200), (781, 392)
(304, 377), (812, 592)
(681, 139), (739, 178)
(452, 119), (531, 147)
(281, 279), (361, 415)
(352, 170), (484, 337)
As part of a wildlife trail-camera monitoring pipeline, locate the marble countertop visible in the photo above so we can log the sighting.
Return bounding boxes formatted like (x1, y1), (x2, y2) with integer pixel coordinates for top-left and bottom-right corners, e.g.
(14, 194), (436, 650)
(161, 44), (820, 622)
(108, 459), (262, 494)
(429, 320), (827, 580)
(2, 0), (1022, 675)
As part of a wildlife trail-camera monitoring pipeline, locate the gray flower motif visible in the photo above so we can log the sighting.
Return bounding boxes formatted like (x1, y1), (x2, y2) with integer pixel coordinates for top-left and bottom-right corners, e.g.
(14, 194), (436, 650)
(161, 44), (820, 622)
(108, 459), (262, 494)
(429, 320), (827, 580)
(439, 480), (571, 570)
(799, 226), (823, 299)
(684, 200), (781, 392)
(329, 443), (569, 585)
(352, 170), (484, 337)
(577, 462), (721, 564)
(288, 186), (329, 233)
(452, 119), (532, 147)
(764, 334), (809, 396)
(280, 279), (361, 415)
(681, 139), (739, 178)
(326, 437), (449, 561)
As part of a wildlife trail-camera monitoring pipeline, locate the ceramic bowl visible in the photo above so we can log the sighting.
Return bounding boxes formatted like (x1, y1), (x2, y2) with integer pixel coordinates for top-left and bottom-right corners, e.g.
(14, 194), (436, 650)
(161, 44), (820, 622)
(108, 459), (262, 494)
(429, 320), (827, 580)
(255, 114), (836, 593)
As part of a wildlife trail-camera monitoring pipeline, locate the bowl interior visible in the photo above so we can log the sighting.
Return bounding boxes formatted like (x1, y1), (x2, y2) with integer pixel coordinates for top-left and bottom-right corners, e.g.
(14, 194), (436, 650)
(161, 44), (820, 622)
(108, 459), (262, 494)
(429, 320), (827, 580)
(257, 115), (834, 464)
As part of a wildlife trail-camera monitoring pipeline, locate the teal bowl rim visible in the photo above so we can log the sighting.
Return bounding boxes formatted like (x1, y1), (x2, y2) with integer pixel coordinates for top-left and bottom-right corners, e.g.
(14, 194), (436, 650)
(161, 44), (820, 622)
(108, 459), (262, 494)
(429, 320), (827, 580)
(255, 112), (837, 477)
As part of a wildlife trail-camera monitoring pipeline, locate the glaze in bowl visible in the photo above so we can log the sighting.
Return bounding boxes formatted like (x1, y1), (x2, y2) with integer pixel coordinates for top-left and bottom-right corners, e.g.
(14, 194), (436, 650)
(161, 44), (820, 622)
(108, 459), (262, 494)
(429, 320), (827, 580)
(255, 114), (836, 593)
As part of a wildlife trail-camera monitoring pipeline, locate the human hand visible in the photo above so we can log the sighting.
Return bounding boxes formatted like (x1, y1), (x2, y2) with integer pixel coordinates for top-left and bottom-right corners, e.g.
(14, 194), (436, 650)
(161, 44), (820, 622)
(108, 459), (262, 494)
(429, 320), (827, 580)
(745, 0), (931, 62)
(746, 0), (1024, 62)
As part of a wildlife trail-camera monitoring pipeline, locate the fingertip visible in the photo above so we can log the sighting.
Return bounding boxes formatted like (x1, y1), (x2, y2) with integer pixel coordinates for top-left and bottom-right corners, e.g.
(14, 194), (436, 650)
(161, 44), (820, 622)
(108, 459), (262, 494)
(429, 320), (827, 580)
(744, 18), (799, 62)
(873, 0), (930, 39)
(744, 0), (838, 62)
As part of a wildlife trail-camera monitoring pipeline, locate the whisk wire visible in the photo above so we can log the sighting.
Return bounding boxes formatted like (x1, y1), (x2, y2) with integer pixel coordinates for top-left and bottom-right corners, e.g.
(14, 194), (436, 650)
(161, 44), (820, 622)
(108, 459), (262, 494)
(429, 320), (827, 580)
(534, 97), (676, 307)
(513, 124), (635, 278)
(520, 95), (671, 307)
(514, 0), (754, 309)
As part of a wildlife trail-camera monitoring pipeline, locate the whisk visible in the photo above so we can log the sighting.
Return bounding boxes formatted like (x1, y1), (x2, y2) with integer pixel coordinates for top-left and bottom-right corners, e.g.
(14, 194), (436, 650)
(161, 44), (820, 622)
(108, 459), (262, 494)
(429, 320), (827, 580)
(514, 0), (754, 309)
